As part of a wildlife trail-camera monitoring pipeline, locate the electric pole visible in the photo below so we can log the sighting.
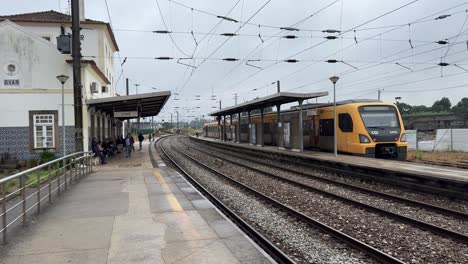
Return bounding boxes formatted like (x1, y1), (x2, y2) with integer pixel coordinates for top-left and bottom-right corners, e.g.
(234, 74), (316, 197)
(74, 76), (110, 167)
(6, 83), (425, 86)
(276, 80), (280, 93)
(134, 83), (140, 95)
(378, 89), (384, 100)
(234, 94), (238, 105)
(71, 0), (83, 152)
(126, 78), (129, 95)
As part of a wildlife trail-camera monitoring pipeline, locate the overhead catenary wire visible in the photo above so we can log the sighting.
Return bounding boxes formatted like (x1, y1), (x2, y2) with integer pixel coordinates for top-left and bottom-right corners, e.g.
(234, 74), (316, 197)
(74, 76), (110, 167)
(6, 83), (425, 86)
(177, 0), (273, 94)
(221, 0), (425, 94)
(155, 0), (192, 57)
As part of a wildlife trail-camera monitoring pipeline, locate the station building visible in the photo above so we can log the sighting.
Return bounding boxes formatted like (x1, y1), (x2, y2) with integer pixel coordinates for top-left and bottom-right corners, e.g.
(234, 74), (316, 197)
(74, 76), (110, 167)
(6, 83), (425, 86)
(0, 10), (120, 160)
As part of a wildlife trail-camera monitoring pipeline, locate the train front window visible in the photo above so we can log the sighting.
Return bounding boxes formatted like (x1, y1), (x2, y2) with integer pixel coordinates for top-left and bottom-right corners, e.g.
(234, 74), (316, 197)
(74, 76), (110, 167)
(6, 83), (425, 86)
(359, 106), (400, 128)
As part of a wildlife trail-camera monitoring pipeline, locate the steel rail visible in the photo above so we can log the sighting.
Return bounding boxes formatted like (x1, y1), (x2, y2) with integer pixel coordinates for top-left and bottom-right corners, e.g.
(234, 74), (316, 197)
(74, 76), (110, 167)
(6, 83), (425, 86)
(156, 136), (296, 264)
(163, 136), (404, 264)
(182, 139), (468, 244)
(187, 138), (468, 219)
(196, 138), (468, 199)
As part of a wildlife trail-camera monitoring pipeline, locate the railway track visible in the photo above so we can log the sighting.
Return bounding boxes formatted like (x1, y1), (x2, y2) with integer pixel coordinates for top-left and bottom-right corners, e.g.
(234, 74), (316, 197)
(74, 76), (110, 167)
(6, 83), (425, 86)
(194, 138), (468, 199)
(180, 137), (468, 244)
(185, 138), (467, 219)
(155, 137), (295, 264)
(158, 136), (404, 264)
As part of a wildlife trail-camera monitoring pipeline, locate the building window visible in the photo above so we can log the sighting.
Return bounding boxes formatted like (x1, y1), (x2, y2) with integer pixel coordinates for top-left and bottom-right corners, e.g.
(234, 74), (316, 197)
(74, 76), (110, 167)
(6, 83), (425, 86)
(33, 114), (55, 149)
(339, 113), (353, 132)
(102, 86), (108, 93)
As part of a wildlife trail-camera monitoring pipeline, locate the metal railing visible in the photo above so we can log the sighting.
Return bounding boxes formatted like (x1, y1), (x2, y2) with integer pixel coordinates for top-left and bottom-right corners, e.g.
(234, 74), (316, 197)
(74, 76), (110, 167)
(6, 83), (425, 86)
(0, 151), (94, 244)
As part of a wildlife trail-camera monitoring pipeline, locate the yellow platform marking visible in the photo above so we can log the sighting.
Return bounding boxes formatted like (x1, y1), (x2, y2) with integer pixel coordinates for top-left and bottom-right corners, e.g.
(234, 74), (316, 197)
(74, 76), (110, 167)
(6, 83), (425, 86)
(152, 169), (184, 212)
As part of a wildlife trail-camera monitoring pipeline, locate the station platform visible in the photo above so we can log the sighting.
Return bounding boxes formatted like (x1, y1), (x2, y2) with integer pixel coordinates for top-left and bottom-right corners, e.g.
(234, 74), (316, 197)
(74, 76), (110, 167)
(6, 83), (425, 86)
(194, 136), (468, 185)
(0, 141), (272, 264)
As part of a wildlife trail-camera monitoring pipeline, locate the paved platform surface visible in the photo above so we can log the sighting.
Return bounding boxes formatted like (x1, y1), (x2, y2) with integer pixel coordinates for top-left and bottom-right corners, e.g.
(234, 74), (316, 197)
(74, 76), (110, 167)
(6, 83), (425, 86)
(196, 136), (468, 184)
(0, 141), (272, 264)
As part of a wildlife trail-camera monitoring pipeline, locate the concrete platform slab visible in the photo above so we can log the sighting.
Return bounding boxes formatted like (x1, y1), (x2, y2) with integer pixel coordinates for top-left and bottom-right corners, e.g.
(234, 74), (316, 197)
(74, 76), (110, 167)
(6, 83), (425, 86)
(0, 141), (272, 264)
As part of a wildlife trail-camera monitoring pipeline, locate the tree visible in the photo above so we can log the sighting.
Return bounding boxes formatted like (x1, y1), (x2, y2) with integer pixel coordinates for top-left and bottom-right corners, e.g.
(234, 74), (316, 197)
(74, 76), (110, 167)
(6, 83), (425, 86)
(411, 105), (430, 114)
(396, 102), (413, 115)
(431, 97), (451, 113)
(452, 97), (468, 113)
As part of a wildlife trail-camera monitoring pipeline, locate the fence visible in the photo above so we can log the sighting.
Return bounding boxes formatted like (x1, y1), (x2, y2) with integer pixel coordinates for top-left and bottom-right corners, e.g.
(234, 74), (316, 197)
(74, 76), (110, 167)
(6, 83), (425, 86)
(406, 129), (468, 152)
(0, 151), (94, 244)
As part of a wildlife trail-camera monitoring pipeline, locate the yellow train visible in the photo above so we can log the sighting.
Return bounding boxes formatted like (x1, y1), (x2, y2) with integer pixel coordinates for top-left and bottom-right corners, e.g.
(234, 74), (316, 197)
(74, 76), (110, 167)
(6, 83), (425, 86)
(204, 100), (408, 160)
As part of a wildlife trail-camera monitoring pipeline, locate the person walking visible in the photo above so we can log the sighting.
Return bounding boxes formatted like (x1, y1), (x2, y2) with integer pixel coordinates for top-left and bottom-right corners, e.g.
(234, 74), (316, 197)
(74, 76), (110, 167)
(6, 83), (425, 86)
(124, 133), (132, 158)
(148, 133), (152, 142)
(130, 134), (135, 152)
(138, 132), (144, 151)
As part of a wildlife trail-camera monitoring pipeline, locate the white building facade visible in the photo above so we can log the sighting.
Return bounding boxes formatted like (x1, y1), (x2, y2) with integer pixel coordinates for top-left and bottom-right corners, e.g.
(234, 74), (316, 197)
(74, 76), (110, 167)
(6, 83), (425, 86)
(0, 10), (121, 160)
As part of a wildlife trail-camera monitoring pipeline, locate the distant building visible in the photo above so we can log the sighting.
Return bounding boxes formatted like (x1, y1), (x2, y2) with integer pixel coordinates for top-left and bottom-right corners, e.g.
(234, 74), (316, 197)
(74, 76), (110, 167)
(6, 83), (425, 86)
(0, 9), (121, 160)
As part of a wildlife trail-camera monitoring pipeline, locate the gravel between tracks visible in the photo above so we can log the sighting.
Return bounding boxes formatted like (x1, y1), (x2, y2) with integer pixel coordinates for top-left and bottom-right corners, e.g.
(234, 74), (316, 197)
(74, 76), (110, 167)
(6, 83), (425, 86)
(192, 138), (468, 214)
(176, 136), (468, 264)
(158, 136), (373, 264)
(181, 138), (468, 234)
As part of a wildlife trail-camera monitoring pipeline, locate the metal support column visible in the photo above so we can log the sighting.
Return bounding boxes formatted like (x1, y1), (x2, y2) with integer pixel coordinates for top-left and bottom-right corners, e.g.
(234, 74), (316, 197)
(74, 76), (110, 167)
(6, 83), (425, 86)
(223, 115), (227, 141)
(217, 116), (221, 140)
(260, 108), (264, 147)
(230, 115), (233, 141)
(247, 111), (251, 144)
(276, 104), (281, 148)
(137, 104), (141, 133)
(298, 100), (304, 152)
(237, 112), (241, 143)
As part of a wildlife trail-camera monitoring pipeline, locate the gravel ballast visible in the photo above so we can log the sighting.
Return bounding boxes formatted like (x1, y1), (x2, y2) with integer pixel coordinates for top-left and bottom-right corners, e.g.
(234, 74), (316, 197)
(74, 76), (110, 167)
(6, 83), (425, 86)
(173, 136), (468, 264)
(158, 136), (374, 264)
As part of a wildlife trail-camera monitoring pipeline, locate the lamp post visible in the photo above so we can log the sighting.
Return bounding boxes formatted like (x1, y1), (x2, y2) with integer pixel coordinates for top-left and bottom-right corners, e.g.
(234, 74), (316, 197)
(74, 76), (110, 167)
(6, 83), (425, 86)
(56, 74), (69, 157)
(329, 76), (340, 157)
(395, 96), (402, 104)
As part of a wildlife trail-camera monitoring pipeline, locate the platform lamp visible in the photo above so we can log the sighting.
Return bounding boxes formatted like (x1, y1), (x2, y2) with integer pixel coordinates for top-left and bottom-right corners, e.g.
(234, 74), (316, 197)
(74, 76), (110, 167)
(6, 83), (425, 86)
(329, 76), (340, 157)
(56, 74), (69, 157)
(395, 96), (402, 104)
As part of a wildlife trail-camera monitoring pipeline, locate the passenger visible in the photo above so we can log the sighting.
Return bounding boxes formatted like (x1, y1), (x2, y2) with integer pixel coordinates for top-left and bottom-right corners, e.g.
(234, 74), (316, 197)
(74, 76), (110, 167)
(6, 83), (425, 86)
(148, 133), (152, 142)
(130, 134), (135, 152)
(138, 132), (144, 150)
(124, 133), (132, 158)
(152, 133), (155, 141)
(96, 141), (107, 164)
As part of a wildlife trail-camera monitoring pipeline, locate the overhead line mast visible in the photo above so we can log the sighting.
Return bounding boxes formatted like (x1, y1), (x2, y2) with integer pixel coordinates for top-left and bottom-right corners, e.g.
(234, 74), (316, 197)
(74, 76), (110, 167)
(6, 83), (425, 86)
(71, 0), (83, 152)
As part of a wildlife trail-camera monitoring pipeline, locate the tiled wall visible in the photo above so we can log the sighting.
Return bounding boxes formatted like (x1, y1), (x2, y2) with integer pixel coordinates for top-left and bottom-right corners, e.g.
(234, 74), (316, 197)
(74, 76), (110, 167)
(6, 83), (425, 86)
(0, 126), (76, 161)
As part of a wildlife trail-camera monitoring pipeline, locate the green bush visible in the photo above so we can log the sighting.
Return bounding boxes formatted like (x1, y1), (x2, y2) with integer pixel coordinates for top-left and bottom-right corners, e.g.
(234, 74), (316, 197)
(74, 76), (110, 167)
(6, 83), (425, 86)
(39, 151), (56, 164)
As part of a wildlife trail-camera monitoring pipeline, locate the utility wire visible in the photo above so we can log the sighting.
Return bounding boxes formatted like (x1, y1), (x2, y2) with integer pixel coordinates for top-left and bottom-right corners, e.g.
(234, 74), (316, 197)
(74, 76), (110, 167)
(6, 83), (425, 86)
(282, 3), (468, 93)
(155, 0), (191, 57)
(222, 0), (422, 93)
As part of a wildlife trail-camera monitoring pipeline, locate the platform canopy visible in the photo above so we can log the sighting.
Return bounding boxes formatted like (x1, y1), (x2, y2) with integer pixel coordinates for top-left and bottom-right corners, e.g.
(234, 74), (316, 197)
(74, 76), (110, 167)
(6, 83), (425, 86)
(86, 91), (171, 120)
(209, 91), (328, 116)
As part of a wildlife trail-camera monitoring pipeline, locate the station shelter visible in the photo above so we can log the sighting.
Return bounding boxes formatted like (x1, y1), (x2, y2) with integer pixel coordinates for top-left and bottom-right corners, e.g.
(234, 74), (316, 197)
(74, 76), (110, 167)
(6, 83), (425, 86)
(208, 92), (328, 152)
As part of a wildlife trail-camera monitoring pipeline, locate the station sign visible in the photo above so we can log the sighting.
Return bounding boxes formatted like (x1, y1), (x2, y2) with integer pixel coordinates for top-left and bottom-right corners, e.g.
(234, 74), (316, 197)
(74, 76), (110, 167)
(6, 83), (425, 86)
(114, 111), (138, 118)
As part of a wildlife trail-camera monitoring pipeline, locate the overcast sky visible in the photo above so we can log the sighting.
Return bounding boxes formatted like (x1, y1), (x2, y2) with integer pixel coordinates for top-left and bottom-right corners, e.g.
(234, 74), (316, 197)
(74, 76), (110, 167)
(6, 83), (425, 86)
(2, 0), (468, 122)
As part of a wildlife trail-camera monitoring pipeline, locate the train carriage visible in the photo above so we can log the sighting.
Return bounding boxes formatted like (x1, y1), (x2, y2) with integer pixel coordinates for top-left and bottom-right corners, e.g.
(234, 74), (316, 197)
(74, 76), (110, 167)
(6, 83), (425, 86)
(205, 100), (408, 160)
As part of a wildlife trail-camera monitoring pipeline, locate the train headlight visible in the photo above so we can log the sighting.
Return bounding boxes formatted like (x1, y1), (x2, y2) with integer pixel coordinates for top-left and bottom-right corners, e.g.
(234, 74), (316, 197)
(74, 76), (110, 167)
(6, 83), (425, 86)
(359, 134), (371, 143)
(400, 133), (407, 142)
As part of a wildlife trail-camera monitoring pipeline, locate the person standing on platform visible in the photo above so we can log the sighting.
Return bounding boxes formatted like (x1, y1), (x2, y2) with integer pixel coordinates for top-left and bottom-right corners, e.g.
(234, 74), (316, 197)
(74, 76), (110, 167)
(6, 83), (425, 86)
(148, 133), (152, 142)
(138, 132), (144, 151)
(124, 133), (132, 158)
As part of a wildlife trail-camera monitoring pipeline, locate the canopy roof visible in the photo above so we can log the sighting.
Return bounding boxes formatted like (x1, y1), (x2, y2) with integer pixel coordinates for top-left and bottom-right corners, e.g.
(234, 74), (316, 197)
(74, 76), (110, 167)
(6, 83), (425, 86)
(209, 92), (328, 116)
(86, 91), (171, 119)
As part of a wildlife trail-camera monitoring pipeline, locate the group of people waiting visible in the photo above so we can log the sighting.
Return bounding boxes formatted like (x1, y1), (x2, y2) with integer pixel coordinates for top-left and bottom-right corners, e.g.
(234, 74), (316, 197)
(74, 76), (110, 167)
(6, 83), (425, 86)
(91, 138), (119, 164)
(92, 132), (159, 163)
